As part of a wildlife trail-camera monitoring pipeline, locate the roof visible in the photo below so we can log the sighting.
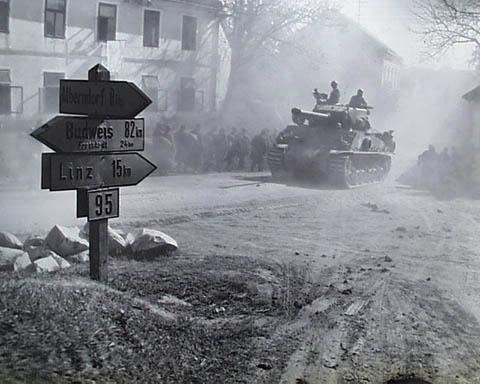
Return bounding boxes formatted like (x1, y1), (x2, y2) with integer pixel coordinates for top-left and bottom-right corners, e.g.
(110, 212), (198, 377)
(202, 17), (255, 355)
(463, 85), (480, 102)
(307, 10), (403, 65)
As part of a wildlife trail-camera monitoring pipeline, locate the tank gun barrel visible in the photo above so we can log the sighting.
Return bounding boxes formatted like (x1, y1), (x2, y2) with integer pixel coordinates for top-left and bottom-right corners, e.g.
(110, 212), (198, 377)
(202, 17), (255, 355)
(291, 108), (330, 125)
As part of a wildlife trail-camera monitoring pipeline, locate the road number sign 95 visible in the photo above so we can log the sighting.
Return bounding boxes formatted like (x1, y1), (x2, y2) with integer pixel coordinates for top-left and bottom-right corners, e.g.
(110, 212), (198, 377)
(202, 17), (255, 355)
(88, 188), (119, 221)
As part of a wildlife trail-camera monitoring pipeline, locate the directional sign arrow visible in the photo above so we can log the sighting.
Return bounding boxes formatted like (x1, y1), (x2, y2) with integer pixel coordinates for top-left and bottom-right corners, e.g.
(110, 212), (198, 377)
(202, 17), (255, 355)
(59, 80), (152, 118)
(42, 153), (157, 191)
(31, 116), (145, 153)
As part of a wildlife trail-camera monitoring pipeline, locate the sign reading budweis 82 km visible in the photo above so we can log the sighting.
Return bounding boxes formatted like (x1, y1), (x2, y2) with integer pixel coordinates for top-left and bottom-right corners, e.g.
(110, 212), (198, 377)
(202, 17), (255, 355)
(60, 80), (151, 118)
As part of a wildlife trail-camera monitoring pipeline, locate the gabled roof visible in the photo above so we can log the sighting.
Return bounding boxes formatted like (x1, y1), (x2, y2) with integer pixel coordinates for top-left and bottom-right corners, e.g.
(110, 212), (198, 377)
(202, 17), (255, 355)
(463, 85), (480, 102)
(306, 10), (403, 65)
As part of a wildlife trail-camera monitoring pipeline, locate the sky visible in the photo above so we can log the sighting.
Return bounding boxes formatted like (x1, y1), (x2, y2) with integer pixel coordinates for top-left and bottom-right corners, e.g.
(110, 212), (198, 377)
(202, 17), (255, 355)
(340, 0), (475, 70)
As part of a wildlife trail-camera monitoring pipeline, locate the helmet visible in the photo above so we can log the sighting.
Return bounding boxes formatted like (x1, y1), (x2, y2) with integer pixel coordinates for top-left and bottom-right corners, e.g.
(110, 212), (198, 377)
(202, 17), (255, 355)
(331, 80), (338, 87)
(357, 88), (364, 95)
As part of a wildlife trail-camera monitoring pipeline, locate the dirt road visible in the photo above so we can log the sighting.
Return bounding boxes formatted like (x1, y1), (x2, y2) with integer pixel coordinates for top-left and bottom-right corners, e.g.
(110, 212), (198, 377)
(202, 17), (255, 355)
(1, 172), (480, 383)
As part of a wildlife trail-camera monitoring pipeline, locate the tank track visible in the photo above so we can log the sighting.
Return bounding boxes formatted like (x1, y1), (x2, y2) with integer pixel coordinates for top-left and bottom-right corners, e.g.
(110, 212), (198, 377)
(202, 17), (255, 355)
(267, 146), (286, 178)
(328, 153), (391, 188)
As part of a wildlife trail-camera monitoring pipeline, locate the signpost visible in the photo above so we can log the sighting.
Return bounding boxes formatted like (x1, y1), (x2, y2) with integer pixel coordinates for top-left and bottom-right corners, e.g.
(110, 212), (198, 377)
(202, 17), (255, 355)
(31, 64), (155, 282)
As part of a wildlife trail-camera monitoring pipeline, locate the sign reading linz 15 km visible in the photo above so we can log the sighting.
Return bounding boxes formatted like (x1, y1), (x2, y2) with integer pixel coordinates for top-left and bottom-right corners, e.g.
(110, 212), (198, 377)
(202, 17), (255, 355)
(60, 80), (151, 118)
(31, 116), (144, 153)
(41, 153), (156, 191)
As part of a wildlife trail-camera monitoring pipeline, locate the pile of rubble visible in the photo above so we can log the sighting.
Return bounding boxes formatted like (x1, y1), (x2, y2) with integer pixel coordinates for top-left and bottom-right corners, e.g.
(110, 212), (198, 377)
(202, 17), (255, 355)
(0, 225), (177, 274)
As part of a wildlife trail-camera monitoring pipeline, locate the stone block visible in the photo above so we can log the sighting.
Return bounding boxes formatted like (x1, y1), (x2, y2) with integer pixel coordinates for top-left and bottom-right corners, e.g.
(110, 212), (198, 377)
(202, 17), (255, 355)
(0, 231), (23, 250)
(44, 225), (89, 257)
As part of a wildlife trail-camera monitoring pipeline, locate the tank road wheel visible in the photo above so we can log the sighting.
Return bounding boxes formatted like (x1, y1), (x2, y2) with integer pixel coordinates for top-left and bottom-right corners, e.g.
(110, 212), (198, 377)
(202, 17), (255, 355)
(267, 147), (286, 180)
(328, 155), (356, 188)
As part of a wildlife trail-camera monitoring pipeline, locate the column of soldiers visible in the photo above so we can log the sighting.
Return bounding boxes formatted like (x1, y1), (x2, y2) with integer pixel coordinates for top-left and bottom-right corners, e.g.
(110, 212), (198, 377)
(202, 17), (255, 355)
(152, 122), (276, 175)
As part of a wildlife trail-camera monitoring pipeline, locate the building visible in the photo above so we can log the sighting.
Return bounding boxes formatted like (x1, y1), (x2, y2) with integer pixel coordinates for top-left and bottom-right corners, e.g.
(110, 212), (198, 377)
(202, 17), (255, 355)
(239, 10), (403, 128)
(0, 0), (222, 133)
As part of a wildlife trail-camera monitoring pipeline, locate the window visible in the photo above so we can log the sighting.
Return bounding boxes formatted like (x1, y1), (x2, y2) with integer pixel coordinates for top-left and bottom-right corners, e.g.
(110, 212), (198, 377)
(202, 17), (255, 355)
(45, 0), (66, 38)
(98, 3), (116, 41)
(142, 75), (159, 112)
(43, 72), (64, 112)
(0, 70), (11, 114)
(182, 15), (197, 51)
(144, 10), (160, 47)
(0, 0), (9, 33)
(178, 77), (195, 111)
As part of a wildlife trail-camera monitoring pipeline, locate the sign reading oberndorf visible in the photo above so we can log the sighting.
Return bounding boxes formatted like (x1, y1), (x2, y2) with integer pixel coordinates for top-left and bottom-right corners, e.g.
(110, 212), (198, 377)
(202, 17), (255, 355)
(60, 80), (151, 118)
(31, 64), (155, 281)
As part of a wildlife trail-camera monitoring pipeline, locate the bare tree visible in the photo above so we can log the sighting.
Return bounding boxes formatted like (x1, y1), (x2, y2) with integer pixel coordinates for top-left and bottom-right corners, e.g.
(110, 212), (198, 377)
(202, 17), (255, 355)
(218, 0), (337, 117)
(411, 0), (480, 69)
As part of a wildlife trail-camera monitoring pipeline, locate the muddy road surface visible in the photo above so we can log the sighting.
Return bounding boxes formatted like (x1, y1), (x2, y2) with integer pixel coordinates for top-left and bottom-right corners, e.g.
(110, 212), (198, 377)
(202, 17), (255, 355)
(1, 172), (480, 383)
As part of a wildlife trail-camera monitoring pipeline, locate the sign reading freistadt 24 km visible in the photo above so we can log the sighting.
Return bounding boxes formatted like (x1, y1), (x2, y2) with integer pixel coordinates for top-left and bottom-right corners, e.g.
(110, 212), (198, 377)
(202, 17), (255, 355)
(31, 116), (144, 153)
(60, 80), (151, 118)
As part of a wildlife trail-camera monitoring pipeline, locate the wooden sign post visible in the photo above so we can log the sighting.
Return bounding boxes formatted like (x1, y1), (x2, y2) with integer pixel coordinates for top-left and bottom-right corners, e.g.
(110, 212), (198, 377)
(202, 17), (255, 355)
(31, 64), (155, 281)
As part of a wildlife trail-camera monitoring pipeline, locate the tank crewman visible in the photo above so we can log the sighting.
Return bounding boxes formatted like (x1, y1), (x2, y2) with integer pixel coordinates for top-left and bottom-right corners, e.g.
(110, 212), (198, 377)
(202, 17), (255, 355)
(348, 89), (368, 108)
(250, 129), (269, 172)
(326, 80), (340, 105)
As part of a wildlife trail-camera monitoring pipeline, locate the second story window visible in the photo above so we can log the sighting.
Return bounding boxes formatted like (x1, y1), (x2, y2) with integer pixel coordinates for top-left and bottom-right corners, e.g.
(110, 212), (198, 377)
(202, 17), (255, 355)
(144, 10), (160, 47)
(182, 15), (197, 51)
(0, 0), (9, 33)
(98, 3), (116, 42)
(45, 0), (66, 38)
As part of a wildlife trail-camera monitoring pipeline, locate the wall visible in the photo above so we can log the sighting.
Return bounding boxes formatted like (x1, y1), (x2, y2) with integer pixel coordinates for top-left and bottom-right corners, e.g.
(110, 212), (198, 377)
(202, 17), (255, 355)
(0, 0), (221, 132)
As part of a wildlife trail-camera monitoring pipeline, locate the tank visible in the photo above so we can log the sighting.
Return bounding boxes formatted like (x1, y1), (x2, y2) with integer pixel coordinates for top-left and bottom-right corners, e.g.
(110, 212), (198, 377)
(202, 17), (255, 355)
(267, 104), (395, 188)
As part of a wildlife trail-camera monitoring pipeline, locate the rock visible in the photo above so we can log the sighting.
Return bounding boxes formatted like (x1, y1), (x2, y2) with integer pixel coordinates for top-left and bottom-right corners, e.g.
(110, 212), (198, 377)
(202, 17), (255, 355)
(125, 233), (136, 246)
(108, 227), (127, 256)
(14, 253), (32, 272)
(44, 225), (89, 257)
(0, 231), (23, 249)
(26, 245), (58, 261)
(437, 209), (443, 213)
(395, 226), (407, 232)
(0, 247), (26, 271)
(34, 255), (60, 273)
(52, 255), (71, 269)
(68, 251), (89, 264)
(23, 235), (44, 250)
(131, 228), (178, 258)
(384, 256), (393, 262)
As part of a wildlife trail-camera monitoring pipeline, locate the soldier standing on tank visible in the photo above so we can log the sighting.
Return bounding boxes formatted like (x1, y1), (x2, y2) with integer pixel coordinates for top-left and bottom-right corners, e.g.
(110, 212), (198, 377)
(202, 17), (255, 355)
(348, 89), (368, 108)
(250, 129), (269, 172)
(327, 80), (340, 105)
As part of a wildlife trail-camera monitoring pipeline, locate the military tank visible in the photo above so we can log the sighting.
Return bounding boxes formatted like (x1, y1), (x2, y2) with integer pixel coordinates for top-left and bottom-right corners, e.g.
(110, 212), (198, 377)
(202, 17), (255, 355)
(267, 103), (395, 188)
